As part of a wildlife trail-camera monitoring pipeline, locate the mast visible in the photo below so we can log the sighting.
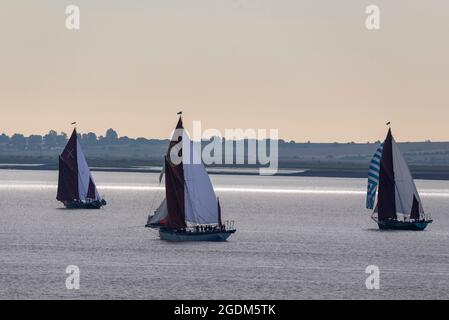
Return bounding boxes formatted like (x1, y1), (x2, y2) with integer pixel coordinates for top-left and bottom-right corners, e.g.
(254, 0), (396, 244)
(377, 128), (397, 221)
(164, 117), (187, 230)
(57, 129), (79, 202)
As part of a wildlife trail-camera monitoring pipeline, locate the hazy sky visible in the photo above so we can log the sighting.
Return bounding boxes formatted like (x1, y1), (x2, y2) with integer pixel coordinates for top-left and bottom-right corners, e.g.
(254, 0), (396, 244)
(1, 0), (448, 142)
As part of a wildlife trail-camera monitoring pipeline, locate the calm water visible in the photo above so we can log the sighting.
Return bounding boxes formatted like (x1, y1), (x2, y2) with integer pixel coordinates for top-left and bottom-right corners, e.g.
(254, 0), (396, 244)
(1, 169), (448, 300)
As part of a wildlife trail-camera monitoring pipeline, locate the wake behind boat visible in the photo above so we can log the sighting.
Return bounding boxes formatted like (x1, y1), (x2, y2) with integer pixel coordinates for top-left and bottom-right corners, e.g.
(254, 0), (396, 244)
(366, 126), (432, 230)
(56, 128), (106, 209)
(146, 113), (236, 241)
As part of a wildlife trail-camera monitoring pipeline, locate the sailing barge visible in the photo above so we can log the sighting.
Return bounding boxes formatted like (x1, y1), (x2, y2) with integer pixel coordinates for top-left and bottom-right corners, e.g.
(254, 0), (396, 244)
(57, 128), (106, 209)
(146, 114), (236, 241)
(366, 127), (432, 230)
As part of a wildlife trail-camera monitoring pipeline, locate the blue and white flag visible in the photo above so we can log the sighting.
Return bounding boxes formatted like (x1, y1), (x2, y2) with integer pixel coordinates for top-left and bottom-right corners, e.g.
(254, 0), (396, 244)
(366, 143), (384, 209)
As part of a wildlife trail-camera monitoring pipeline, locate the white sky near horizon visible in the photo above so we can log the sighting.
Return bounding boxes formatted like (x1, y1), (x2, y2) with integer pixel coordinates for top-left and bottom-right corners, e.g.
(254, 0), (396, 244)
(1, 0), (448, 142)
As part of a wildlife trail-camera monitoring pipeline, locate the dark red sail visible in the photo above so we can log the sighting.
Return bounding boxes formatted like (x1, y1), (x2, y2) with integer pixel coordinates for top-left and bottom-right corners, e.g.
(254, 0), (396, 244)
(410, 195), (420, 220)
(377, 128), (397, 221)
(164, 117), (186, 230)
(56, 129), (79, 201)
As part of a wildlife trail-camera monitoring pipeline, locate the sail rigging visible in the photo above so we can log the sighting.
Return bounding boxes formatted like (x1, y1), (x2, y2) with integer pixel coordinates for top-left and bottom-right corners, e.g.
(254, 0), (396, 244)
(372, 128), (425, 221)
(57, 129), (101, 203)
(158, 162), (165, 184)
(155, 114), (236, 240)
(163, 116), (219, 230)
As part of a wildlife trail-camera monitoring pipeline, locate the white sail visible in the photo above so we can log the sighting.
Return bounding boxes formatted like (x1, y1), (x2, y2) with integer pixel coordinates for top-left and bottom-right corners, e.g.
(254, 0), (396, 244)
(182, 131), (219, 225)
(148, 198), (168, 225)
(392, 138), (424, 216)
(76, 139), (92, 201)
(75, 138), (100, 201)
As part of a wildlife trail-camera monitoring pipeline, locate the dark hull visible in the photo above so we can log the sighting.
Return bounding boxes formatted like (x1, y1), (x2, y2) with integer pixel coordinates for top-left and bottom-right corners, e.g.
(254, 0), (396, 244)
(378, 219), (432, 231)
(145, 223), (164, 229)
(159, 229), (236, 242)
(63, 200), (107, 210)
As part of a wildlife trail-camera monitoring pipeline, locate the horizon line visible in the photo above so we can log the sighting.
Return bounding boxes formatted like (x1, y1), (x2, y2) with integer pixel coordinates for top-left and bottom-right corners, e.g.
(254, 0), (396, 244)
(1, 130), (449, 145)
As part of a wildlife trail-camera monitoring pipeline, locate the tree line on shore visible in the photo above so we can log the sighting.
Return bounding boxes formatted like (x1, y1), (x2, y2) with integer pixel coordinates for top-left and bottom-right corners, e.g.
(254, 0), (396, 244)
(2, 128), (446, 167)
(0, 128), (307, 152)
(0, 129), (168, 151)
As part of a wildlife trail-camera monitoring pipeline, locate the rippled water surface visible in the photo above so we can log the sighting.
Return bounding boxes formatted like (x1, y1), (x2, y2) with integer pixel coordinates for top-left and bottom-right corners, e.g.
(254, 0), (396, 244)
(1, 170), (448, 299)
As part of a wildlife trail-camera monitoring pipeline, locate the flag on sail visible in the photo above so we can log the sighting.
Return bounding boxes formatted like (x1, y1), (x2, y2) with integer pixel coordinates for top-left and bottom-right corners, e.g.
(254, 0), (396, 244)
(366, 142), (384, 209)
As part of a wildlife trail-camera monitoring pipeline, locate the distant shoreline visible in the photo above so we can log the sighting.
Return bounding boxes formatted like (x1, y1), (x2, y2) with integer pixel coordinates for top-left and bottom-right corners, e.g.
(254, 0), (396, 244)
(1, 164), (449, 181)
